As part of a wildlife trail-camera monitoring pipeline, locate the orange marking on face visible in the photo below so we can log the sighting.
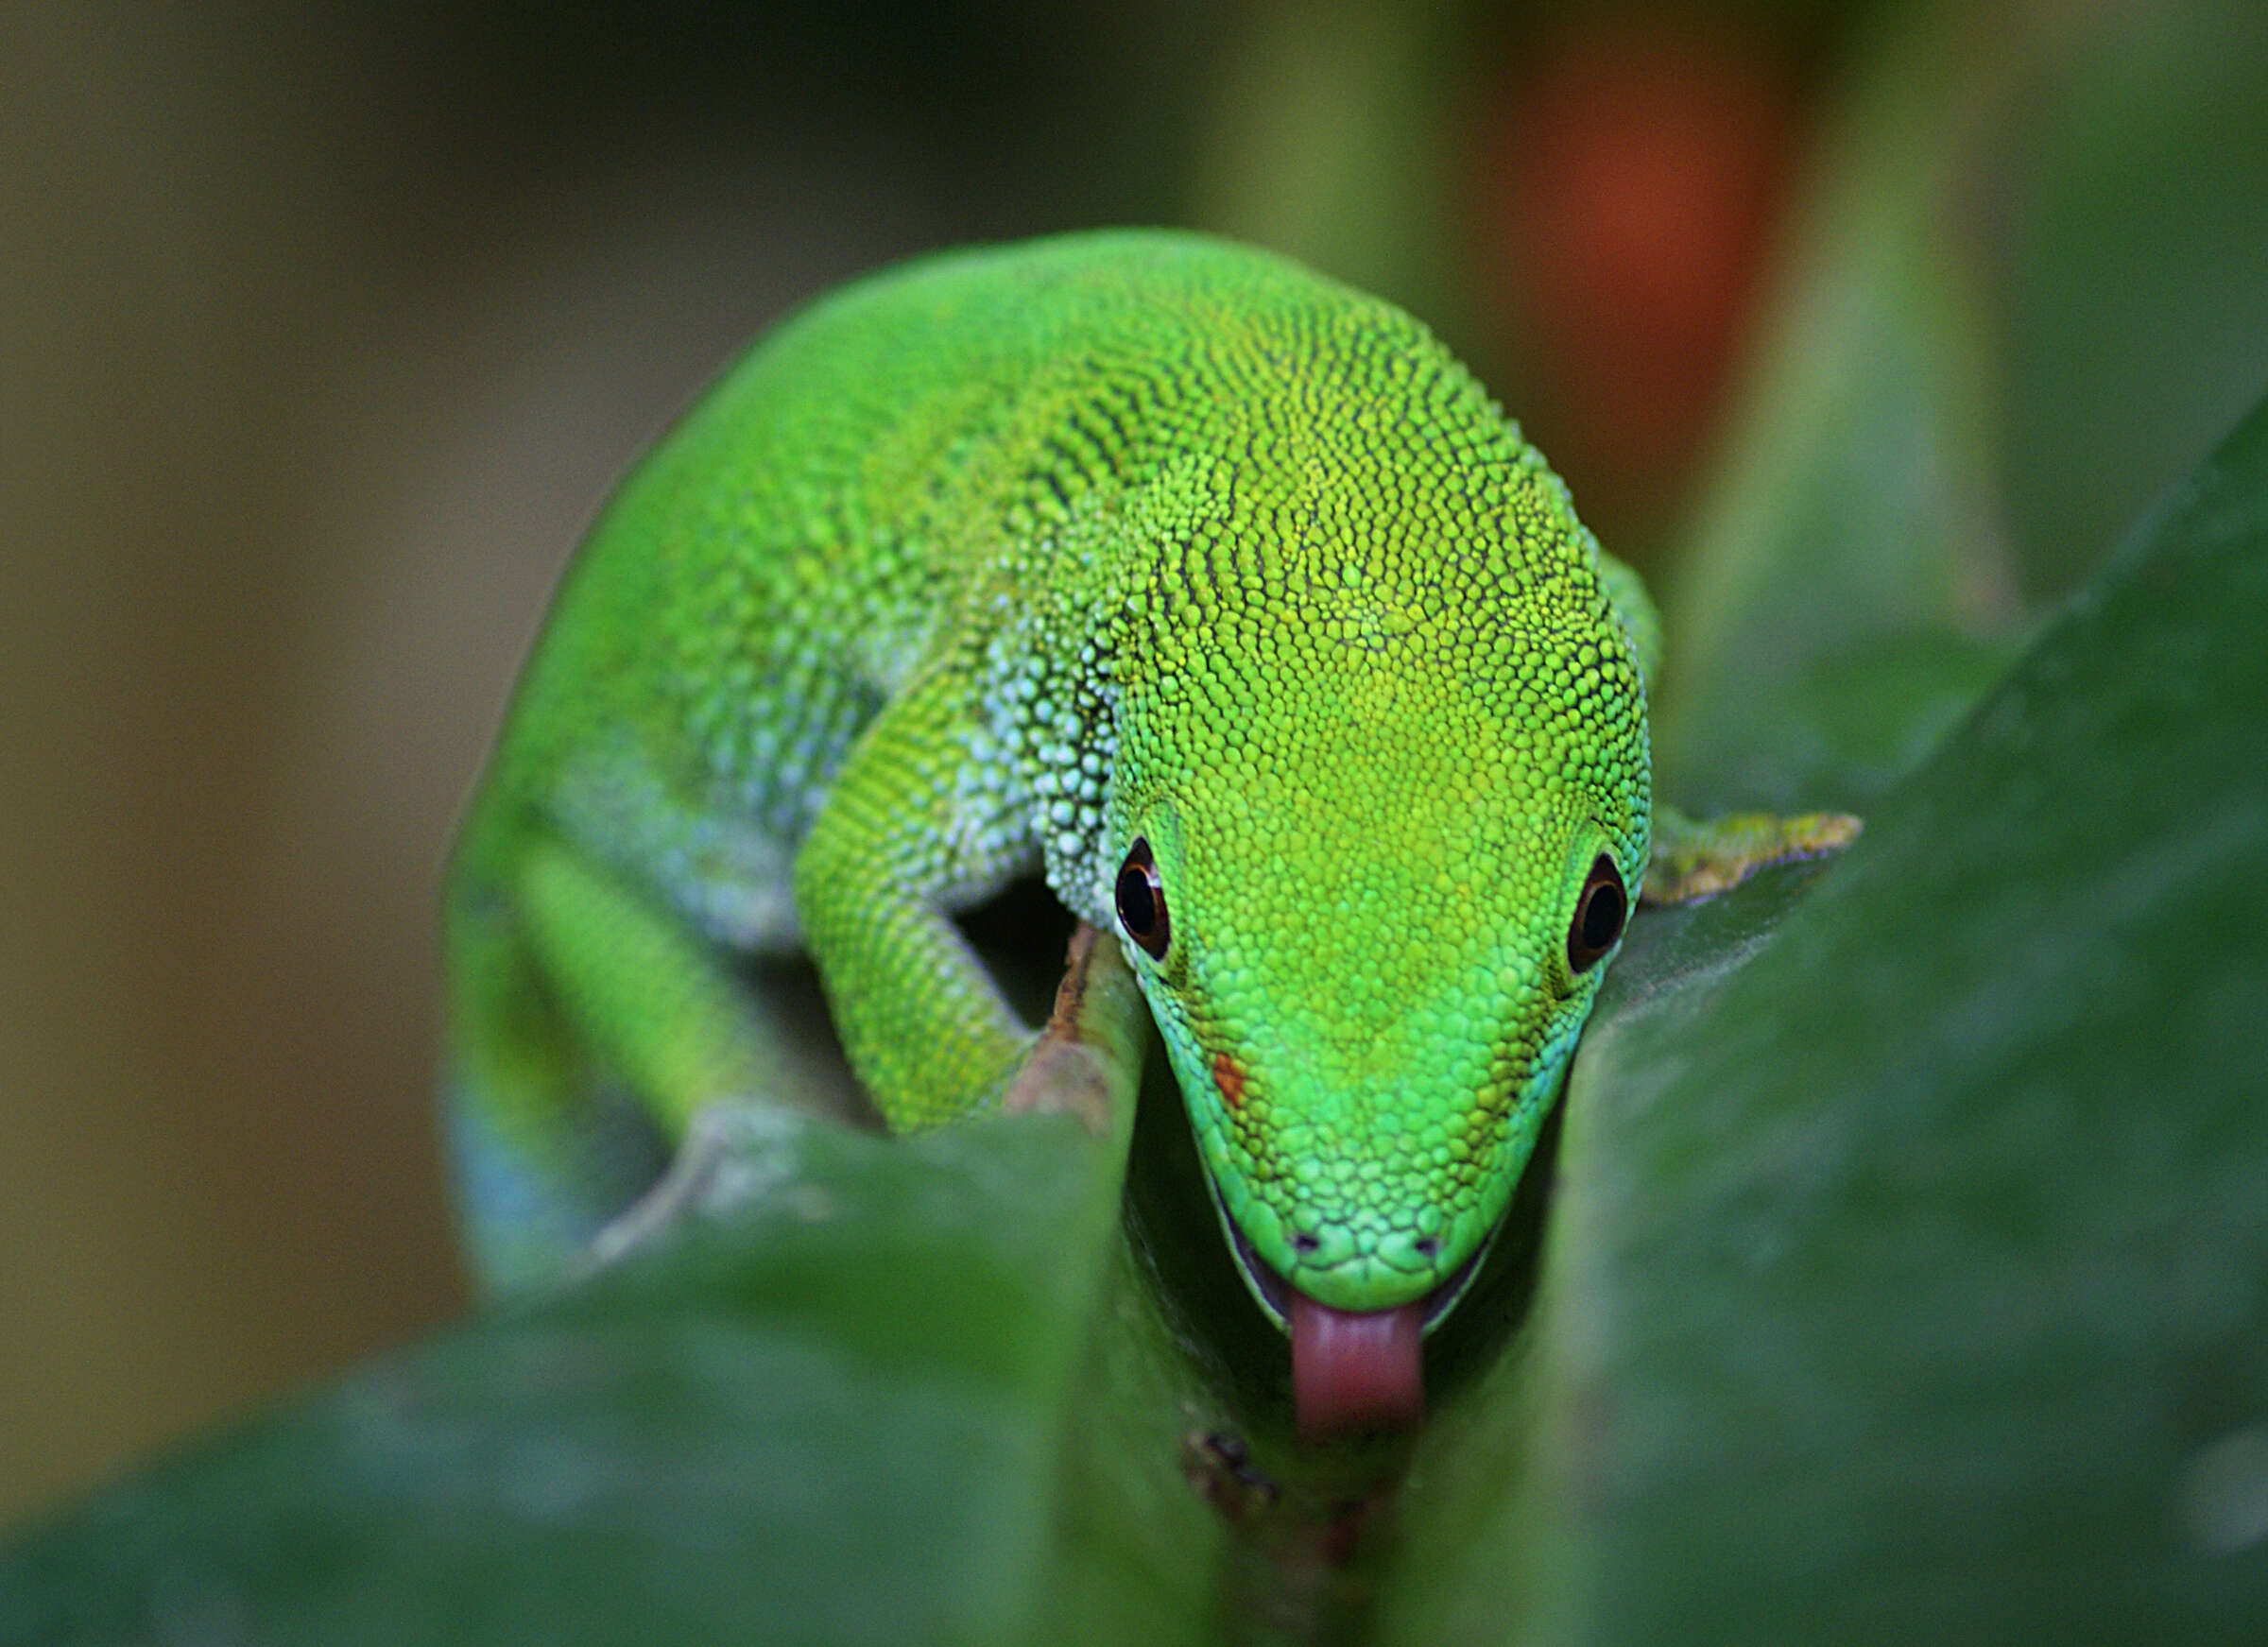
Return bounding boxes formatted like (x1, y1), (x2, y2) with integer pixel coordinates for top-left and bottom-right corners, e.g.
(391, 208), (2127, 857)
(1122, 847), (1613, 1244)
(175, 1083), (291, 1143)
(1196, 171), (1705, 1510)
(1211, 1052), (1246, 1109)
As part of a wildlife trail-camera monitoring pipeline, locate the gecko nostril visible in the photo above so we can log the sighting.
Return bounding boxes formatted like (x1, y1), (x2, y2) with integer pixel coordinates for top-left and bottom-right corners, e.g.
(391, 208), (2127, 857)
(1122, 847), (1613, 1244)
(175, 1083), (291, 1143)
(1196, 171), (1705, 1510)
(1415, 1237), (1439, 1258)
(1292, 1232), (1321, 1256)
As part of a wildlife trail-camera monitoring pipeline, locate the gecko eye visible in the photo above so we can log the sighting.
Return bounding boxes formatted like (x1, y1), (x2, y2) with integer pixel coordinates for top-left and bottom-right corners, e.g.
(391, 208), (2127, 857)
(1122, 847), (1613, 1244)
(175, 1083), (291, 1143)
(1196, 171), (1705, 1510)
(1115, 837), (1170, 959)
(1566, 855), (1627, 973)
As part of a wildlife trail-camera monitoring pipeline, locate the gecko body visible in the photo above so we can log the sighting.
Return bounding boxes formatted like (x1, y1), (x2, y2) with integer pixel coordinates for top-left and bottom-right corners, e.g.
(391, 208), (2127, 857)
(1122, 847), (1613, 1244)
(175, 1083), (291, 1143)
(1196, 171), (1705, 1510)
(448, 230), (1838, 1433)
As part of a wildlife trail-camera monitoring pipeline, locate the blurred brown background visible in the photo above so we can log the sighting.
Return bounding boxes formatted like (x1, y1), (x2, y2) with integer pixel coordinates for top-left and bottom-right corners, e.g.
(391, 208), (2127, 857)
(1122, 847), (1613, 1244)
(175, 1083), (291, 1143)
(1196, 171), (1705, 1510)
(6, 0), (2265, 1529)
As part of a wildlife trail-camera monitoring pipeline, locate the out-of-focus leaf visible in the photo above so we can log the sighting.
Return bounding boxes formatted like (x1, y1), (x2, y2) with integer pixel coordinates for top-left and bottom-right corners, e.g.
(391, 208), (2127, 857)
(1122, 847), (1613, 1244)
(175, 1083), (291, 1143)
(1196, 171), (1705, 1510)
(1387, 391), (2268, 1643)
(1191, 0), (1468, 352)
(2008, 0), (2268, 601)
(1652, 0), (2027, 816)
(0, 944), (1234, 1647)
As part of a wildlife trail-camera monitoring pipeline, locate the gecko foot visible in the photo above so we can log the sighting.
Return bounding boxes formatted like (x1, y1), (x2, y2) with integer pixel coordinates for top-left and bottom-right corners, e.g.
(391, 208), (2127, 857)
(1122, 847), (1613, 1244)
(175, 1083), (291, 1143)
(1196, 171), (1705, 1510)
(1643, 808), (1863, 905)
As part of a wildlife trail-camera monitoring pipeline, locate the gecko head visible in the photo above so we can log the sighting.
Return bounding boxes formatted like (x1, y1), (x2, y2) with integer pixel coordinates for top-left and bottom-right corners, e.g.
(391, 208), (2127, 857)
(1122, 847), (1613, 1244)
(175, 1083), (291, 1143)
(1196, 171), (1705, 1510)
(1104, 611), (1648, 1358)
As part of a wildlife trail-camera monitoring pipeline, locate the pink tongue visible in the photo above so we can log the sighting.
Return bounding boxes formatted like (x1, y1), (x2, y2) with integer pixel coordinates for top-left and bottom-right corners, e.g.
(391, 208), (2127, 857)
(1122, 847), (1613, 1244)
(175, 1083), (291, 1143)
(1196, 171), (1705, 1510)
(1289, 1293), (1427, 1440)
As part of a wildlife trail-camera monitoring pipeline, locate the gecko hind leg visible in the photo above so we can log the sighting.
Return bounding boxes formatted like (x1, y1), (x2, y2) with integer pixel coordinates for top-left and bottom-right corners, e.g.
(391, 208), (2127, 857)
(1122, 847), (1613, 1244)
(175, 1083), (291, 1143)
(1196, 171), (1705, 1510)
(445, 833), (868, 1293)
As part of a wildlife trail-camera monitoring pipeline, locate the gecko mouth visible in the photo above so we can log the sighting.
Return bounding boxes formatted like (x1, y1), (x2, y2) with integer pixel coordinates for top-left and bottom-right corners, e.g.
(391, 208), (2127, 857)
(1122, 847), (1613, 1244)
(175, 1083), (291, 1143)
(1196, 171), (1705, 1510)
(1197, 1160), (1497, 1335)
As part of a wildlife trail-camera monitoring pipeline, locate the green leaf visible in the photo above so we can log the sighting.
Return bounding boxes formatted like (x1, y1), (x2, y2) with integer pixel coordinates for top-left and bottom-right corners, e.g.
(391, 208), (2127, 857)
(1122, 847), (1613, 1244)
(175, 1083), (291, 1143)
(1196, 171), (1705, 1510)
(2007, 0), (2268, 601)
(0, 941), (1231, 1647)
(1650, 0), (2028, 817)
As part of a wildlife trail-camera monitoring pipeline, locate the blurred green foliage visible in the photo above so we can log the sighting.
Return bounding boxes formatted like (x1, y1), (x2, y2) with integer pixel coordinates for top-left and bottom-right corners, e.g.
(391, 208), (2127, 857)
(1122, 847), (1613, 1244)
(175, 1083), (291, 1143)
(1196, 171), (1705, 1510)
(2006, 0), (2268, 600)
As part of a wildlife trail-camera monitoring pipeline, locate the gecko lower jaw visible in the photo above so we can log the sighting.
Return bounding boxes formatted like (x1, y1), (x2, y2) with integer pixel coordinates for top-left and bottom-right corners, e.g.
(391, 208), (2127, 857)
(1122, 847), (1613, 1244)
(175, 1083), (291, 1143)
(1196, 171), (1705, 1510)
(1200, 1164), (1494, 1334)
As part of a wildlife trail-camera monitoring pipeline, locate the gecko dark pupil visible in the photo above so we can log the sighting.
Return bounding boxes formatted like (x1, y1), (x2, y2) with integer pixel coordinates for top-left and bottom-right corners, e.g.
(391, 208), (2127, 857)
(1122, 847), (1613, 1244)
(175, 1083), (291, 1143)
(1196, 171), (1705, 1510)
(1581, 882), (1624, 950)
(1567, 855), (1627, 972)
(1115, 838), (1169, 958)
(1116, 867), (1156, 933)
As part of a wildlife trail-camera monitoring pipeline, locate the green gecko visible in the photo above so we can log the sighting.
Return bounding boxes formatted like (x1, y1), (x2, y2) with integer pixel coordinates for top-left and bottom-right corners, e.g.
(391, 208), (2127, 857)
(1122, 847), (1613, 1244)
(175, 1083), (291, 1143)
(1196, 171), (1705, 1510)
(444, 229), (1854, 1435)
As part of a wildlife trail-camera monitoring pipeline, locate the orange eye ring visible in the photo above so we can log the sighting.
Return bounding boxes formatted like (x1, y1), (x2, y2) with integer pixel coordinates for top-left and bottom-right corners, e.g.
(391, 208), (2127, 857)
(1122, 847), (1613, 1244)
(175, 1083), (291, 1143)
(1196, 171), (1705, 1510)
(1115, 837), (1170, 959)
(1567, 854), (1627, 972)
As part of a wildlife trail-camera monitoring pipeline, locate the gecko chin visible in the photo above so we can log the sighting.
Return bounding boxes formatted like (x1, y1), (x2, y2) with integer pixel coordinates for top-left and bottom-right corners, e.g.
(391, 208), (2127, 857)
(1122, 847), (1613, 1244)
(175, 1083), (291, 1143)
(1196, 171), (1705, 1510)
(1198, 1159), (1502, 1439)
(1207, 1183), (1491, 1333)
